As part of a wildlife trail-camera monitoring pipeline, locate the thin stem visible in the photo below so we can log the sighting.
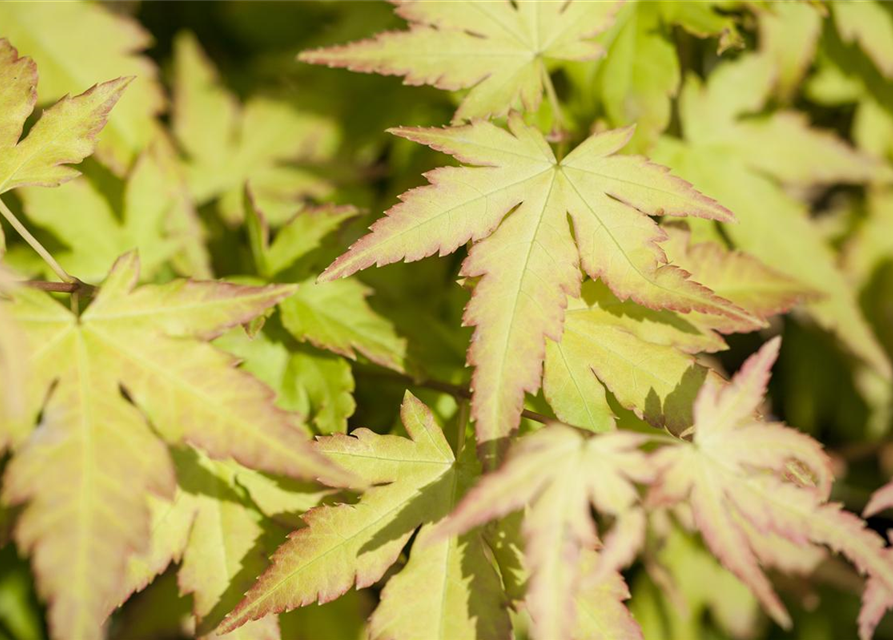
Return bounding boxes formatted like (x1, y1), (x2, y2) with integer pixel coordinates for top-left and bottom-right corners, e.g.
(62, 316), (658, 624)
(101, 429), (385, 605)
(455, 399), (469, 456)
(0, 196), (74, 283)
(19, 280), (95, 296)
(541, 65), (569, 155)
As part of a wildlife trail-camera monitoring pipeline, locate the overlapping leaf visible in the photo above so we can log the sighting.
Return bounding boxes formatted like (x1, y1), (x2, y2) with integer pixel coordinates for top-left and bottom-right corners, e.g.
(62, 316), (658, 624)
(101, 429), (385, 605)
(0, 2), (164, 172)
(14, 140), (209, 282)
(653, 53), (892, 392)
(219, 393), (511, 640)
(832, 0), (893, 80)
(117, 448), (293, 640)
(245, 192), (407, 381)
(433, 425), (650, 640)
(758, 1), (822, 100)
(320, 115), (755, 458)
(649, 338), (893, 639)
(0, 254), (349, 640)
(173, 33), (339, 224)
(574, 0), (741, 151)
(300, 0), (621, 123)
(544, 226), (810, 433)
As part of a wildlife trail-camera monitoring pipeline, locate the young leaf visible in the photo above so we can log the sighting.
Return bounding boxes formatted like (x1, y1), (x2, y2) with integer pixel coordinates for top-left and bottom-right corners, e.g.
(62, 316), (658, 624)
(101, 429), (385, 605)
(574, 551), (643, 640)
(649, 338), (893, 639)
(588, 1), (680, 153)
(299, 0), (621, 122)
(0, 39), (130, 195)
(174, 450), (284, 640)
(216, 327), (357, 436)
(320, 115), (755, 459)
(0, 3), (164, 172)
(0, 253), (350, 640)
(115, 449), (293, 640)
(244, 190), (407, 373)
(833, 0), (893, 80)
(758, 1), (823, 100)
(173, 33), (338, 224)
(433, 426), (651, 640)
(218, 393), (510, 640)
(281, 278), (407, 373)
(544, 231), (810, 435)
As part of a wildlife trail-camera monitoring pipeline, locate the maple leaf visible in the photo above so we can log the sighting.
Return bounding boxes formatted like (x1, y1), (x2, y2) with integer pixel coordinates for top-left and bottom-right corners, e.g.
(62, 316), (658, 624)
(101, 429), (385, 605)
(0, 2), (165, 172)
(320, 115), (756, 459)
(758, 1), (823, 100)
(574, 550), (643, 640)
(653, 53), (892, 390)
(173, 33), (338, 224)
(114, 449), (332, 638)
(14, 142), (203, 283)
(216, 327), (356, 436)
(0, 253), (350, 640)
(642, 523), (762, 640)
(832, 0), (893, 80)
(299, 0), (620, 123)
(433, 425), (651, 640)
(117, 448), (288, 640)
(218, 393), (511, 640)
(544, 227), (810, 433)
(649, 337), (893, 639)
(245, 191), (407, 376)
(575, 0), (740, 152)
(0, 38), (130, 195)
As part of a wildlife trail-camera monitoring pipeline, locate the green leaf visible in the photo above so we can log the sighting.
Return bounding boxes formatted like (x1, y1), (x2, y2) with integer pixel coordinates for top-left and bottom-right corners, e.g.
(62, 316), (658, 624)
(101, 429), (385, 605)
(0, 39), (129, 195)
(215, 327), (357, 435)
(219, 393), (510, 640)
(16, 145), (197, 282)
(435, 426), (651, 640)
(590, 1), (680, 152)
(320, 115), (756, 460)
(833, 0), (893, 79)
(758, 1), (823, 100)
(0, 253), (349, 640)
(173, 33), (338, 224)
(281, 278), (407, 372)
(0, 4), (164, 173)
(300, 0), (621, 122)
(653, 54), (892, 389)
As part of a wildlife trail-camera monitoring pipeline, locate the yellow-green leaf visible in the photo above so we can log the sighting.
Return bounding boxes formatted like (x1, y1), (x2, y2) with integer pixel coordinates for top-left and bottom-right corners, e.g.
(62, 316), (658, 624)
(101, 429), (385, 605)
(0, 3), (165, 172)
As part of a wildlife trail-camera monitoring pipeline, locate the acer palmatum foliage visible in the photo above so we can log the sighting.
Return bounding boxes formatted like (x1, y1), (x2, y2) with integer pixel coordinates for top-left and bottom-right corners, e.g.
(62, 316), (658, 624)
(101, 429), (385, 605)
(2, 2), (893, 640)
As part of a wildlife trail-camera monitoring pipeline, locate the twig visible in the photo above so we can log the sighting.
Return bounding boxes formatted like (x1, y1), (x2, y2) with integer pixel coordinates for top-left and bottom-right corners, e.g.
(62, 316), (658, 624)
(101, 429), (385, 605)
(0, 196), (74, 284)
(21, 280), (96, 297)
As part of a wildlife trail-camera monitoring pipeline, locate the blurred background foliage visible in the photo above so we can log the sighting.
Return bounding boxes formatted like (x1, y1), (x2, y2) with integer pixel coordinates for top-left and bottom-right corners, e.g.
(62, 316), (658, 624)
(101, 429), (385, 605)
(2, 1), (893, 639)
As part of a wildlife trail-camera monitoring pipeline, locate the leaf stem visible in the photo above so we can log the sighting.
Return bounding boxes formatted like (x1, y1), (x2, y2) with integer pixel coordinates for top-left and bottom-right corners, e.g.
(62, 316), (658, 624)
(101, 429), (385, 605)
(455, 399), (469, 455)
(0, 196), (74, 284)
(541, 65), (569, 155)
(21, 280), (95, 296)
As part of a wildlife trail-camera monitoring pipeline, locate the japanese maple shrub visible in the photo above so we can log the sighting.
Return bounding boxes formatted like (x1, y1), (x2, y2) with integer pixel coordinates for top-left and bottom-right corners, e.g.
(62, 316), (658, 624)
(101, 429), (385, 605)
(1, 2), (893, 640)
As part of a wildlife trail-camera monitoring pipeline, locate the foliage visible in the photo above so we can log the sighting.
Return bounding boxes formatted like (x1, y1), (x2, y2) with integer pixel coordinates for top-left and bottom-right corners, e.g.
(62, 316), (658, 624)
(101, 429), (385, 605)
(2, 2), (893, 640)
